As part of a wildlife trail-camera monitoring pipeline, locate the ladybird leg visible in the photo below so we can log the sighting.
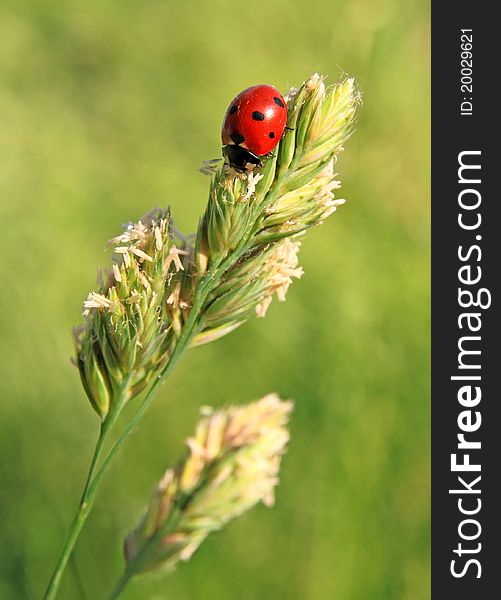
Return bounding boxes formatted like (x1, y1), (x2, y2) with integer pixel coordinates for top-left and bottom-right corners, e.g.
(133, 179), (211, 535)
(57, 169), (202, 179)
(249, 158), (264, 171)
(280, 126), (295, 141)
(198, 157), (222, 176)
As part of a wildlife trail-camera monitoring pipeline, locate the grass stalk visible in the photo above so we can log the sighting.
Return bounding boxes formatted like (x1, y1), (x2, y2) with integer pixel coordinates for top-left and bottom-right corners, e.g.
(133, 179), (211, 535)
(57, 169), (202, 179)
(44, 72), (359, 598)
(43, 383), (129, 600)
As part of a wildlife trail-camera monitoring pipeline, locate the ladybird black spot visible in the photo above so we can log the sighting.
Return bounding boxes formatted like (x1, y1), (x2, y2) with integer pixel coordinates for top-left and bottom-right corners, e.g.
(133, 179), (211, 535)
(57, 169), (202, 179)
(273, 96), (285, 108)
(269, 132), (275, 139)
(229, 105), (238, 114)
(252, 111), (265, 121)
(231, 132), (245, 145)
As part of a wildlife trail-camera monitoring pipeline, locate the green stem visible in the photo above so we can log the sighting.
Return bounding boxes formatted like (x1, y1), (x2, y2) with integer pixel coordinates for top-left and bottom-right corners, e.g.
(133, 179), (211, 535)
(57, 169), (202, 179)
(106, 535), (162, 600)
(43, 425), (108, 600)
(44, 383), (131, 600)
(107, 567), (135, 600)
(108, 508), (184, 600)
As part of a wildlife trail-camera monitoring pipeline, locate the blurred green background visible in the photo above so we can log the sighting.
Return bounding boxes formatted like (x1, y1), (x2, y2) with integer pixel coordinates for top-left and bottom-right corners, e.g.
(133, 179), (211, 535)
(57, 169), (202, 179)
(0, 0), (429, 598)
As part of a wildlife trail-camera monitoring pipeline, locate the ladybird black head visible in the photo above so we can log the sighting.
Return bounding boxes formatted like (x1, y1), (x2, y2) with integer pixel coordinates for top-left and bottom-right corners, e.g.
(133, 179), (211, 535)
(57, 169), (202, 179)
(230, 132), (245, 145)
(273, 96), (285, 108)
(252, 111), (265, 121)
(222, 145), (262, 172)
(229, 105), (238, 114)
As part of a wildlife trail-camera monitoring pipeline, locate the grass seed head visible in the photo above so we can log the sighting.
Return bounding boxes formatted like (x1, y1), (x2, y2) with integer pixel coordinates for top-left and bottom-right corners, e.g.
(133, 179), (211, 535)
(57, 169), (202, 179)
(75, 73), (359, 415)
(124, 394), (293, 572)
(191, 73), (359, 344)
(75, 209), (187, 420)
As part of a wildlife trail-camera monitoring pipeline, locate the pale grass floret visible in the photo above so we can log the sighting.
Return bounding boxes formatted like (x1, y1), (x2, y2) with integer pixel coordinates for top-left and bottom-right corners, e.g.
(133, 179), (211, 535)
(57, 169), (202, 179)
(154, 226), (163, 251)
(243, 172), (264, 200)
(82, 292), (113, 316)
(114, 246), (132, 268)
(112, 263), (122, 283)
(162, 245), (186, 274)
(307, 72), (324, 91)
(256, 238), (304, 318)
(109, 219), (149, 245)
(130, 247), (153, 262)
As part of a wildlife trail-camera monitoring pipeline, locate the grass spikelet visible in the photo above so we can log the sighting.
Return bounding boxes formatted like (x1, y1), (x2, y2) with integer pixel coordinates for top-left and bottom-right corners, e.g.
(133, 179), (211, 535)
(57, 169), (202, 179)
(74, 209), (180, 419)
(123, 395), (292, 574)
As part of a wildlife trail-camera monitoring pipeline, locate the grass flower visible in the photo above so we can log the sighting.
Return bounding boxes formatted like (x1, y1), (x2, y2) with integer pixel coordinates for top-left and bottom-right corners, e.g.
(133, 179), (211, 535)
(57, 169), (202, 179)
(111, 395), (291, 595)
(74, 209), (184, 420)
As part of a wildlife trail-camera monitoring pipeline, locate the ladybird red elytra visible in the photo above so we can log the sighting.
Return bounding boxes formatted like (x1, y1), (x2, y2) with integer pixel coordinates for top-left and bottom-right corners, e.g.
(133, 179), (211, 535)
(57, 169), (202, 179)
(221, 84), (288, 172)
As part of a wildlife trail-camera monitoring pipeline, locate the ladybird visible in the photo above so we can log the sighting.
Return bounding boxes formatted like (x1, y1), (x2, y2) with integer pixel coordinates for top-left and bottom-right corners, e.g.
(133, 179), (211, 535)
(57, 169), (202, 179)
(221, 84), (288, 172)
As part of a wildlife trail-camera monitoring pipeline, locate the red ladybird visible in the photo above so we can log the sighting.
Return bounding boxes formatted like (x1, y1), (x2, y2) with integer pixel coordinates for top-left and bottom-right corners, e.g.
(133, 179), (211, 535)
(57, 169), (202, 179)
(221, 84), (288, 171)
